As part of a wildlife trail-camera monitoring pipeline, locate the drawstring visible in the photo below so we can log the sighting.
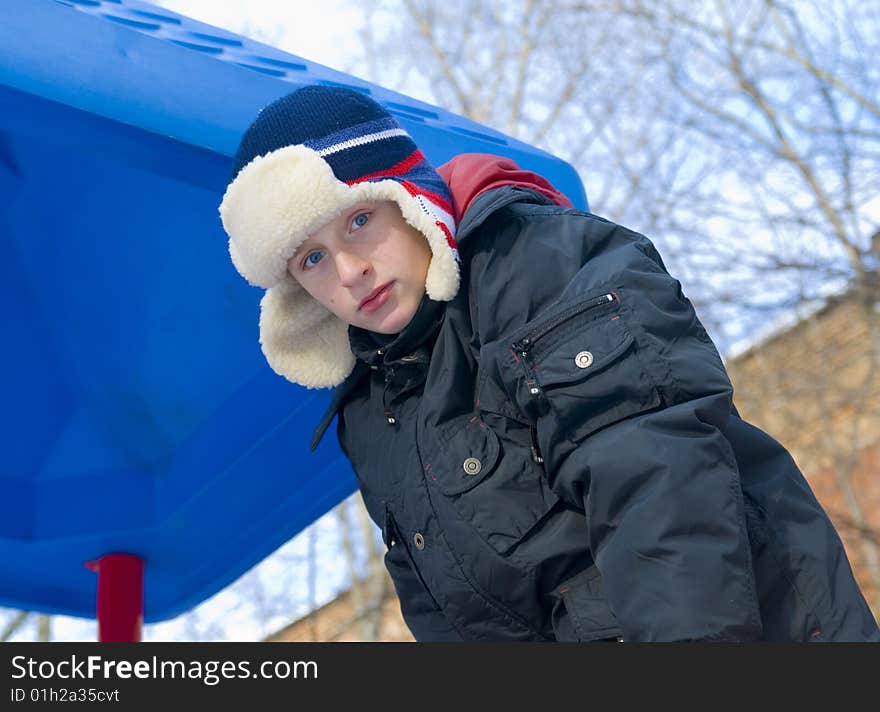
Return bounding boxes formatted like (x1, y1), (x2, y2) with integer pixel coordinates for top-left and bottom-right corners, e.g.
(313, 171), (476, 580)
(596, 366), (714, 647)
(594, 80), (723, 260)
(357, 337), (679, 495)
(382, 366), (397, 425)
(369, 348), (397, 426)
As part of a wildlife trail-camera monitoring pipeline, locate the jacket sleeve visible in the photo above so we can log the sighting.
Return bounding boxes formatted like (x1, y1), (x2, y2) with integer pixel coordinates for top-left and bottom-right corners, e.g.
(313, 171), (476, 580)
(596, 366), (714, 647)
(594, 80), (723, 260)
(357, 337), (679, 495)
(471, 208), (763, 642)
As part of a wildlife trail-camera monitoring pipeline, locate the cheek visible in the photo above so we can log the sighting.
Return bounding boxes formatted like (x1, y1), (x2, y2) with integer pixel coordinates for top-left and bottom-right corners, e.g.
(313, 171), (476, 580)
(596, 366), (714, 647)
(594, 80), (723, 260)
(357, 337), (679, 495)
(294, 277), (335, 310)
(410, 240), (432, 279)
(395, 233), (432, 277)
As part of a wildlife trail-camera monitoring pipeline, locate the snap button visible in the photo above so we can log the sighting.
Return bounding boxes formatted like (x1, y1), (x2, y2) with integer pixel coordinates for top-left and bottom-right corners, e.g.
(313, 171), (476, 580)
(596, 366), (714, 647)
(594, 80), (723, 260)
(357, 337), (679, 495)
(462, 457), (482, 476)
(575, 351), (594, 368)
(413, 532), (425, 550)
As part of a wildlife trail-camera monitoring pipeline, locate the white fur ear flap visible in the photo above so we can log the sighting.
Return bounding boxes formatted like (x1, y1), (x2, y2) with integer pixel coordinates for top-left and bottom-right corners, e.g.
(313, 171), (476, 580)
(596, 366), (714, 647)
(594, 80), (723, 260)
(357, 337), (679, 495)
(259, 280), (356, 389)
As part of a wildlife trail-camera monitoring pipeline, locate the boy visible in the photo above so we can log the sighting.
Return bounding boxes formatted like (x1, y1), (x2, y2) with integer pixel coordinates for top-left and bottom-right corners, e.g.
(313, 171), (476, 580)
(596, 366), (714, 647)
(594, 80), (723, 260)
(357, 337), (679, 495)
(219, 85), (879, 641)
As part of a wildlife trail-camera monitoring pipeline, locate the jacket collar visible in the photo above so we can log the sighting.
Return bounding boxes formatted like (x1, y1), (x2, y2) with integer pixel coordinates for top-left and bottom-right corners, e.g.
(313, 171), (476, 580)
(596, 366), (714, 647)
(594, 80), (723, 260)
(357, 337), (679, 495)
(310, 292), (444, 450)
(455, 185), (554, 242)
(348, 292), (446, 368)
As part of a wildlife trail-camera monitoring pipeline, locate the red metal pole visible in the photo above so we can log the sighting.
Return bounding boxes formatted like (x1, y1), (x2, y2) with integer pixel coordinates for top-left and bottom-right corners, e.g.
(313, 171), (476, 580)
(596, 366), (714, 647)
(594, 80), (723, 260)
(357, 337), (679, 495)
(84, 553), (144, 642)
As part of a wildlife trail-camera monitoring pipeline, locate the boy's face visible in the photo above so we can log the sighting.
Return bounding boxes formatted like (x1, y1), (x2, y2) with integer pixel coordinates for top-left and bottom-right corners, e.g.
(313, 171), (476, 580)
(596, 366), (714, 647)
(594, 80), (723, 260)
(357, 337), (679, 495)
(287, 201), (432, 334)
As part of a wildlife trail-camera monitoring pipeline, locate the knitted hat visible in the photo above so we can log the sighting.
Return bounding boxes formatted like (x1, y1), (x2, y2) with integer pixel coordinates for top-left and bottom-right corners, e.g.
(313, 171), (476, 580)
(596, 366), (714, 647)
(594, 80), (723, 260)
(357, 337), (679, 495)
(219, 86), (460, 388)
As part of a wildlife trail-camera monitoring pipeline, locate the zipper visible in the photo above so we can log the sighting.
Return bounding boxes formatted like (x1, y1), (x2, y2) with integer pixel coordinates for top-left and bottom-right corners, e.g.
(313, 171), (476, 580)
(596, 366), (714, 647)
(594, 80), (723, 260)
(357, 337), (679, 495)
(512, 292), (616, 358)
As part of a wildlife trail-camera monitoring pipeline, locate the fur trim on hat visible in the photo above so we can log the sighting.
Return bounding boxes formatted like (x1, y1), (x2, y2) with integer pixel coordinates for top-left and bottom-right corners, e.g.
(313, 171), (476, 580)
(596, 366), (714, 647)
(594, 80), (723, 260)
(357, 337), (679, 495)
(219, 144), (459, 388)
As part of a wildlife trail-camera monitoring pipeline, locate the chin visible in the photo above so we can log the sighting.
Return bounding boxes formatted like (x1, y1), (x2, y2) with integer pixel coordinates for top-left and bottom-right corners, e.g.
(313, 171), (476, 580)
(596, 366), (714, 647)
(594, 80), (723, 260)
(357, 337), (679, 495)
(370, 306), (416, 335)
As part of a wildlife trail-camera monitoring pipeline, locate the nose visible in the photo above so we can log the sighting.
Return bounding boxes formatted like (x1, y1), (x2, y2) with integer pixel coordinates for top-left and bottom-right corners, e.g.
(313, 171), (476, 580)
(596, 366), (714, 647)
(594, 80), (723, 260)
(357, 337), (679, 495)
(334, 249), (371, 288)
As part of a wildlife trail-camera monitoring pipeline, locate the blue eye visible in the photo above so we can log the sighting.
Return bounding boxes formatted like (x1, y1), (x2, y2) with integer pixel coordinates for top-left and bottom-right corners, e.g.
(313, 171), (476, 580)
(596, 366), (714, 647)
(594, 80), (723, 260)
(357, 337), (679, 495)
(302, 251), (324, 269)
(352, 212), (369, 229)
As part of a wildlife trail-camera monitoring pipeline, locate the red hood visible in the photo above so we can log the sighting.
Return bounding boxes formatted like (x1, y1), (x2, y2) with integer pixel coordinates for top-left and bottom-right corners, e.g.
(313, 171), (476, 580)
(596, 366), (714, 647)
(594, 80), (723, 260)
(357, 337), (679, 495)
(436, 153), (573, 222)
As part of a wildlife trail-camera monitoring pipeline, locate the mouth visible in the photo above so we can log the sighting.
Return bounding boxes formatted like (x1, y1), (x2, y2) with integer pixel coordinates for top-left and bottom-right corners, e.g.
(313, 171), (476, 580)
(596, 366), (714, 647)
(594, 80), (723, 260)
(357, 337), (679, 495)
(359, 282), (394, 311)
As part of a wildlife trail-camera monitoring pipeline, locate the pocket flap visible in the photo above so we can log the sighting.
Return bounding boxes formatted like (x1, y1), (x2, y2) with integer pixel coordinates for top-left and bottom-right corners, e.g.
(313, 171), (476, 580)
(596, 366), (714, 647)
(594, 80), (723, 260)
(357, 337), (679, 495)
(430, 420), (500, 496)
(556, 566), (622, 642)
(534, 317), (635, 389)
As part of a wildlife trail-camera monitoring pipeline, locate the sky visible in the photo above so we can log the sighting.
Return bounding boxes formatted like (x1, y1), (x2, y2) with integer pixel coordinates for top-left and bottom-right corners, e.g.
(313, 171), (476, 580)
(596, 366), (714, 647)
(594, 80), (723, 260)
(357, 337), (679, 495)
(2, 0), (376, 643)
(155, 0), (362, 73)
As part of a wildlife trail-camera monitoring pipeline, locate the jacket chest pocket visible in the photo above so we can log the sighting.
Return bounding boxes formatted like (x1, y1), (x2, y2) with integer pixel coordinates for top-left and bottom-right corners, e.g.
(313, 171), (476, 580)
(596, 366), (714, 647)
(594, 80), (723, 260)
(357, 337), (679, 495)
(422, 418), (558, 556)
(505, 291), (662, 443)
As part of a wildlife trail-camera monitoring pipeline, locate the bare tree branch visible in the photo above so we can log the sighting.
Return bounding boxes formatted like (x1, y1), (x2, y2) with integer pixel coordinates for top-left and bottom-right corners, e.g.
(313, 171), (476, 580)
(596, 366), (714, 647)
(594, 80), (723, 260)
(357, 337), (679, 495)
(1, 611), (30, 642)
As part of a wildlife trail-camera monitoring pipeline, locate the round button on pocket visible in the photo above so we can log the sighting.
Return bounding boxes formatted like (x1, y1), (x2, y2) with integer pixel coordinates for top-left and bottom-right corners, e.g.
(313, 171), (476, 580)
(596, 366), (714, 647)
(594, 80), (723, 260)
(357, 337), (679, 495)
(462, 457), (482, 476)
(413, 532), (425, 550)
(575, 351), (594, 369)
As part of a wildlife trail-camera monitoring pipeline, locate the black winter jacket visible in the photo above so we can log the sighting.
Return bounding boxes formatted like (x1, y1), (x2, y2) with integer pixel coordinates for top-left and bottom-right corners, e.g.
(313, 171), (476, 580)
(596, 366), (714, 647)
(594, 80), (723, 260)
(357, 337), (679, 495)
(312, 180), (880, 642)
